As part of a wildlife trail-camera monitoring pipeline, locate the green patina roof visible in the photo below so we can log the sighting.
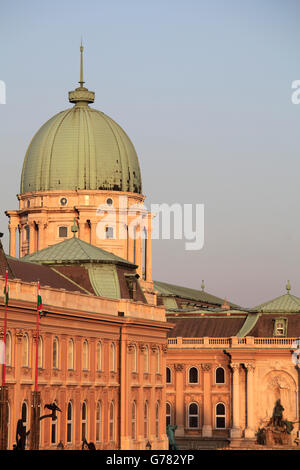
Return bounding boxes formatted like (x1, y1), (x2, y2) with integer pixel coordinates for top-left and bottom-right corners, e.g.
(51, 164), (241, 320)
(153, 280), (240, 308)
(20, 84), (142, 194)
(251, 292), (300, 313)
(22, 236), (136, 268)
(236, 313), (260, 337)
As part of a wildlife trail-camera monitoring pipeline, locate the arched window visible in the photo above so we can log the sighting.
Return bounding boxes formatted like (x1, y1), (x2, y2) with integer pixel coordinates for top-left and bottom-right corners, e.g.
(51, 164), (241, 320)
(68, 339), (74, 370)
(67, 401), (73, 444)
(83, 340), (89, 370)
(51, 400), (58, 444)
(110, 343), (116, 372)
(144, 401), (149, 438)
(5, 332), (12, 366)
(38, 336), (43, 369)
(53, 337), (59, 369)
(132, 344), (137, 373)
(215, 403), (226, 429)
(188, 367), (198, 384)
(156, 347), (160, 374)
(132, 401), (137, 440)
(96, 341), (102, 371)
(166, 367), (171, 384)
(144, 345), (149, 373)
(109, 402), (115, 442)
(166, 402), (172, 427)
(96, 401), (102, 443)
(188, 403), (199, 428)
(22, 333), (29, 367)
(81, 401), (88, 441)
(155, 401), (160, 438)
(21, 402), (29, 448)
(215, 367), (225, 384)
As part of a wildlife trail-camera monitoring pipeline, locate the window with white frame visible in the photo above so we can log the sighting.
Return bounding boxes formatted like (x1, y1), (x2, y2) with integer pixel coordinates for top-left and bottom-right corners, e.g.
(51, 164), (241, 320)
(109, 402), (115, 442)
(166, 402), (172, 427)
(188, 402), (199, 428)
(96, 341), (102, 371)
(215, 402), (226, 429)
(144, 345), (149, 373)
(144, 401), (149, 438)
(81, 401), (88, 441)
(132, 401), (137, 440)
(188, 367), (198, 384)
(53, 337), (59, 369)
(68, 339), (74, 370)
(96, 401), (102, 443)
(82, 340), (89, 370)
(67, 401), (73, 444)
(22, 333), (29, 367)
(110, 343), (116, 372)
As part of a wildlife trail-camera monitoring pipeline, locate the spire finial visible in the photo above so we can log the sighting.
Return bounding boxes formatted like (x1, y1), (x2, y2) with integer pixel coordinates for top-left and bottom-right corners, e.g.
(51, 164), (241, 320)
(201, 280), (205, 291)
(71, 218), (78, 237)
(79, 40), (85, 88)
(69, 43), (95, 105)
(286, 280), (291, 294)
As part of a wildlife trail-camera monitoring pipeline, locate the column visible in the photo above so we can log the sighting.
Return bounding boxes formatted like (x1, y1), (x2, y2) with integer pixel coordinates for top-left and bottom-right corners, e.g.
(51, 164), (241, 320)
(244, 363), (256, 438)
(230, 362), (241, 438)
(145, 213), (152, 282)
(8, 224), (17, 257)
(201, 363), (212, 437)
(174, 363), (185, 436)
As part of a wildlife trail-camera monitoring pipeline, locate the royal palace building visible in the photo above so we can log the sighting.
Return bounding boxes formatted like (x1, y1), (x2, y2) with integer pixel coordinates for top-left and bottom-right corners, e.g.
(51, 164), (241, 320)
(1, 48), (300, 450)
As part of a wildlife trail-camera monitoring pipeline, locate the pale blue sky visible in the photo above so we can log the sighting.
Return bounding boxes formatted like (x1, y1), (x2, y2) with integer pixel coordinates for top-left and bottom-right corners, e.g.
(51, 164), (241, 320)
(1, 0), (300, 307)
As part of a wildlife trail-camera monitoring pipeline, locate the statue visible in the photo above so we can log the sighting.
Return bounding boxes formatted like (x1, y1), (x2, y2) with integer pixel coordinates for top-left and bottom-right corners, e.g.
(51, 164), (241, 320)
(166, 424), (179, 450)
(15, 419), (30, 450)
(272, 399), (284, 427)
(257, 399), (295, 447)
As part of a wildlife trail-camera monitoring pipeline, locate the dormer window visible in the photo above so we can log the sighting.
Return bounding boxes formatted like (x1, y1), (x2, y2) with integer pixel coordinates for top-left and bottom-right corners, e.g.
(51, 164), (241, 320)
(274, 318), (287, 337)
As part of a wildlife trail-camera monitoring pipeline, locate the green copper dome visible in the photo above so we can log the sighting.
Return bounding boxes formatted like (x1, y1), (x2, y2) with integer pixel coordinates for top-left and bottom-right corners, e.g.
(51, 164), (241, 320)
(20, 47), (142, 194)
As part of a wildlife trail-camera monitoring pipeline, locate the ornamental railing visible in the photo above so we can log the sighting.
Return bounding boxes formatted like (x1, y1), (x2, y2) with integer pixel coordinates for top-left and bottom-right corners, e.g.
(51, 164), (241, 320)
(167, 336), (299, 348)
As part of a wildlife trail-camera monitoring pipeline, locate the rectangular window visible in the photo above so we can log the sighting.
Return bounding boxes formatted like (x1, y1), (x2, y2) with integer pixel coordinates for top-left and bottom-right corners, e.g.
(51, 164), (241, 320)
(59, 226), (68, 238)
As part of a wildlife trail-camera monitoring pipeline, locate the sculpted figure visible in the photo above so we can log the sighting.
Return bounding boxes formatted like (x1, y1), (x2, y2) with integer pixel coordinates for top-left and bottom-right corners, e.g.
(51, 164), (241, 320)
(166, 424), (179, 450)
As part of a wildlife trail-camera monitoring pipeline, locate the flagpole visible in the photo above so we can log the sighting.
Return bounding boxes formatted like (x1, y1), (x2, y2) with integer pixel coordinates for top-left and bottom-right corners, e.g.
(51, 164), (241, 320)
(2, 270), (8, 387)
(34, 281), (40, 392)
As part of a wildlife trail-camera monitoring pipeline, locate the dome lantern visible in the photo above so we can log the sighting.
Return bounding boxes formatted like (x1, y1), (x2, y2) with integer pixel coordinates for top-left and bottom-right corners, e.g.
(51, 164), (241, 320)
(68, 43), (95, 106)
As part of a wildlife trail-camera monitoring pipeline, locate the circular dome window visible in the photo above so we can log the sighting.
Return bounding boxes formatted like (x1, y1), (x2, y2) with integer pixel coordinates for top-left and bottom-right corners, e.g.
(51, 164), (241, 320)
(106, 198), (113, 206)
(60, 197), (68, 206)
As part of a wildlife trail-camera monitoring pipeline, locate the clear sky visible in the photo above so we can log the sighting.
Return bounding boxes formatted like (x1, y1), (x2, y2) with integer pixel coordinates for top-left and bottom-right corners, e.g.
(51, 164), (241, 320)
(1, 0), (300, 307)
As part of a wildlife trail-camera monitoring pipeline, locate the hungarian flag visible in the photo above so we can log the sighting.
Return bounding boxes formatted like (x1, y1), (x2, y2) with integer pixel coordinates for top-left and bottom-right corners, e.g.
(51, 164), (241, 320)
(37, 282), (45, 317)
(3, 283), (8, 306)
(3, 271), (9, 306)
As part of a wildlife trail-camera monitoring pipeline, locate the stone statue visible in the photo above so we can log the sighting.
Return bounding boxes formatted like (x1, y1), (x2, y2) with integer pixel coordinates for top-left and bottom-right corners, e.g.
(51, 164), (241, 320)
(166, 424), (179, 450)
(272, 399), (284, 427)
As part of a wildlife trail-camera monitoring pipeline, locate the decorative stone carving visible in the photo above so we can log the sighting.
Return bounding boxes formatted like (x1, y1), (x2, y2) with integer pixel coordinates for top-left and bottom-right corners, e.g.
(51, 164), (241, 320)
(245, 363), (256, 372)
(139, 343), (146, 352)
(230, 362), (240, 372)
(15, 329), (24, 342)
(174, 363), (184, 372)
(150, 343), (158, 353)
(201, 363), (211, 372)
(127, 343), (135, 352)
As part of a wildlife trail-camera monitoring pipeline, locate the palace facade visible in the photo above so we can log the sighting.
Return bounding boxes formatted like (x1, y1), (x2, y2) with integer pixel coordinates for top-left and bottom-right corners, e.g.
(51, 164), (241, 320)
(1, 47), (300, 450)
